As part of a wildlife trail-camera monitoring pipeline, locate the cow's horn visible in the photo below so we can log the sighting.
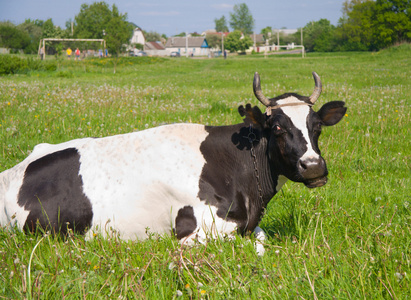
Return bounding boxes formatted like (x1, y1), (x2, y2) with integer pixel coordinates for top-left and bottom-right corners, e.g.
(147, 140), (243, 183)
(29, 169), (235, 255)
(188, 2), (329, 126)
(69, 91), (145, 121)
(309, 72), (322, 104)
(253, 72), (271, 106)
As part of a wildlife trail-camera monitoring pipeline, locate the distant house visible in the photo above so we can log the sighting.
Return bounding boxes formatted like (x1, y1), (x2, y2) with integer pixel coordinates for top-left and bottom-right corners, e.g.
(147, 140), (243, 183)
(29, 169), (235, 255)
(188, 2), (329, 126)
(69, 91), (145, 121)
(165, 36), (210, 56)
(249, 33), (266, 52)
(129, 24), (145, 46)
(144, 41), (167, 56)
(250, 33), (265, 46)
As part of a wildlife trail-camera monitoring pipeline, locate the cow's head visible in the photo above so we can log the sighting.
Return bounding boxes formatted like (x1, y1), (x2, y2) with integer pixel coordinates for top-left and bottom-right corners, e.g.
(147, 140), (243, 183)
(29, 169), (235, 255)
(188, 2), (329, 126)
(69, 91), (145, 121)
(239, 72), (346, 188)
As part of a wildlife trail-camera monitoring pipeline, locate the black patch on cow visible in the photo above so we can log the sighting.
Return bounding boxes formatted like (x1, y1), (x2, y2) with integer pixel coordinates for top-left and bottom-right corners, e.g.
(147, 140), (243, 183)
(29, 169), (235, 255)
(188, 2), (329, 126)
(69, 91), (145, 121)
(198, 124), (276, 234)
(17, 148), (93, 235)
(174, 206), (197, 239)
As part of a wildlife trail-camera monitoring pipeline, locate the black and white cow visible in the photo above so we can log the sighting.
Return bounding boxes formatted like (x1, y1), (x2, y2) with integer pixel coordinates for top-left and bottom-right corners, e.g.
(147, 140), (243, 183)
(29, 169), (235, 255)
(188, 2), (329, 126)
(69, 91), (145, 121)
(0, 72), (346, 254)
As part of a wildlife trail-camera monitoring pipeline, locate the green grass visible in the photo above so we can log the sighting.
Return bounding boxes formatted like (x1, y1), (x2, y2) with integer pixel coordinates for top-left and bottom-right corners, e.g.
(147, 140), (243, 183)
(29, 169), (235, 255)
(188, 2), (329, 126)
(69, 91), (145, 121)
(0, 45), (410, 298)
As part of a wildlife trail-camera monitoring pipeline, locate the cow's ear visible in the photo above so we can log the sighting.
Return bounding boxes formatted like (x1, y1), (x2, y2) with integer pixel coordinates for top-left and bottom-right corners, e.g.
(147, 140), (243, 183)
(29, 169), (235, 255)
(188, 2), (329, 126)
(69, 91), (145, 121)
(317, 101), (347, 126)
(238, 104), (266, 129)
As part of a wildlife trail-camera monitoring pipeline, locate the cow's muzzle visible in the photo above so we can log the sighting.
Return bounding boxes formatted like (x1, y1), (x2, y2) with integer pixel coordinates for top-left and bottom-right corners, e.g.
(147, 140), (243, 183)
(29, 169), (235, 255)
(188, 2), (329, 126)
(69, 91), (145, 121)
(297, 157), (328, 188)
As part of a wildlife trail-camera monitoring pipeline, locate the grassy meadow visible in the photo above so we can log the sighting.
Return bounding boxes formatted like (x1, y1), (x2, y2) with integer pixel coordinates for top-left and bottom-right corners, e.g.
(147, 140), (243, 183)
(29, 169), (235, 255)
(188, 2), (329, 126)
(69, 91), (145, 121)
(0, 45), (410, 299)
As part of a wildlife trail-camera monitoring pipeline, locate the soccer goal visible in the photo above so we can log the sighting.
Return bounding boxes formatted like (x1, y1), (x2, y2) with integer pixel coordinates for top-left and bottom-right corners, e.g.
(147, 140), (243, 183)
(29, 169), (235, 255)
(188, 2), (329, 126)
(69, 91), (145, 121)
(38, 38), (106, 59)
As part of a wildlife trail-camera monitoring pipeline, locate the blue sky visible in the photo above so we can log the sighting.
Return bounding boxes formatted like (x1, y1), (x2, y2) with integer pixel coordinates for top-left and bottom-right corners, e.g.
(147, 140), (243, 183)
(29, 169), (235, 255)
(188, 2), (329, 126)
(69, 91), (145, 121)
(0, 0), (345, 36)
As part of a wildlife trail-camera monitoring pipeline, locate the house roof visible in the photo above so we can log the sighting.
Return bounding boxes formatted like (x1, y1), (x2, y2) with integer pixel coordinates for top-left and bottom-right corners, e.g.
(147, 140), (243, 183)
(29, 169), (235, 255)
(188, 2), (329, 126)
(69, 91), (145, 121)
(249, 33), (265, 44)
(145, 41), (165, 50)
(165, 37), (209, 48)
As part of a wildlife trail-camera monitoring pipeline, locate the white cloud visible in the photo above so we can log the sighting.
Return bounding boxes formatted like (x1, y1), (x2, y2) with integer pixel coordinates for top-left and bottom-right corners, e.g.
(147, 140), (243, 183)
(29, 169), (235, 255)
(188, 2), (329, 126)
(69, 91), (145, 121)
(212, 4), (233, 10)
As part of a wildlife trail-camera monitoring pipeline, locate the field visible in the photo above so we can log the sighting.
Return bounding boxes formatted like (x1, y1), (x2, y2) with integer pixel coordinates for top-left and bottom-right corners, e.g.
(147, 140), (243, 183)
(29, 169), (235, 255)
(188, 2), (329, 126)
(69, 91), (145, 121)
(0, 46), (410, 299)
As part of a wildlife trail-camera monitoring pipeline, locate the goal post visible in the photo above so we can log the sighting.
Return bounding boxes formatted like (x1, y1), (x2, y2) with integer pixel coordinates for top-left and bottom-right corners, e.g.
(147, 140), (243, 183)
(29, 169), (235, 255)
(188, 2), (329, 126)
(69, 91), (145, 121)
(38, 38), (106, 59)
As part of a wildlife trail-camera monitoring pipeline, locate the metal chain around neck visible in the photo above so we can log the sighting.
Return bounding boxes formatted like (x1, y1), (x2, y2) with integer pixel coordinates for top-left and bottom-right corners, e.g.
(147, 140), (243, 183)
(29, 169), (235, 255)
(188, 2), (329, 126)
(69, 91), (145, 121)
(245, 126), (264, 206)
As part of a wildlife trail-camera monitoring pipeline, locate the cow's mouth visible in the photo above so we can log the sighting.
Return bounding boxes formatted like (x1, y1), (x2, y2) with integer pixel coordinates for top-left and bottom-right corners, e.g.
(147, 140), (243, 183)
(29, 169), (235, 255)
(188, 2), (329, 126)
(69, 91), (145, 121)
(304, 176), (327, 188)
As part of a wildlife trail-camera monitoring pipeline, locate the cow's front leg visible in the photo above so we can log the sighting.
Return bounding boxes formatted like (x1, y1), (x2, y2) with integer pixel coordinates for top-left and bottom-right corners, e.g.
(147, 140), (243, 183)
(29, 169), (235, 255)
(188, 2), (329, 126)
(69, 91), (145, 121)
(254, 226), (267, 256)
(178, 205), (238, 245)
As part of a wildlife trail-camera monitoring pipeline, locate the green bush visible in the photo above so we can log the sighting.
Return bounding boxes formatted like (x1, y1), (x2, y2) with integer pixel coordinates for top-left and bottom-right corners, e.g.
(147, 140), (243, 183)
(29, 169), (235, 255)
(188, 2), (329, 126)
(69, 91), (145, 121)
(0, 55), (57, 75)
(0, 55), (28, 75)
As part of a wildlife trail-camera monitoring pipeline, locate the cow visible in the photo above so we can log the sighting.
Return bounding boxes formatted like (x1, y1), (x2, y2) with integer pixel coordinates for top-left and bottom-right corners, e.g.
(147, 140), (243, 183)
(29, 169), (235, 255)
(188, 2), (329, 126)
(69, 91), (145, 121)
(0, 72), (346, 255)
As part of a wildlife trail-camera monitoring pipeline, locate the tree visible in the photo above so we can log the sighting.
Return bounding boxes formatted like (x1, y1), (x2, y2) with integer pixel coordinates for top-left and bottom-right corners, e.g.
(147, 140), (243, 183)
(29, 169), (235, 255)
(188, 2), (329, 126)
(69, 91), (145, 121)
(335, 0), (410, 51)
(174, 32), (186, 37)
(372, 0), (411, 49)
(73, 2), (114, 39)
(17, 19), (43, 54)
(41, 19), (65, 39)
(303, 19), (337, 52)
(224, 30), (253, 52)
(215, 16), (229, 32)
(335, 0), (376, 51)
(104, 6), (133, 73)
(206, 34), (222, 49)
(144, 31), (161, 42)
(72, 1), (132, 57)
(229, 3), (254, 34)
(0, 23), (31, 52)
(105, 13), (132, 57)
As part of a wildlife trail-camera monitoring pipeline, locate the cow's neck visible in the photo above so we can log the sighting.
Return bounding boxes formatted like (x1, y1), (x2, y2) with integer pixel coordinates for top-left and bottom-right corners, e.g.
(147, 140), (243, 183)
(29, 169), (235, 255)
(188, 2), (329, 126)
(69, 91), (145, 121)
(198, 124), (279, 234)
(245, 131), (279, 226)
(253, 136), (279, 200)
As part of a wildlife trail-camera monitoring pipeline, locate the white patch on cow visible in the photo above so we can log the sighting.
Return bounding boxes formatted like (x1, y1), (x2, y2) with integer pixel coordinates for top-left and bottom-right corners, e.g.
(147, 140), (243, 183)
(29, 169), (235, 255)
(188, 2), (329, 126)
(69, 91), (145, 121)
(276, 175), (288, 192)
(279, 98), (320, 162)
(191, 205), (237, 243)
(77, 123), (212, 240)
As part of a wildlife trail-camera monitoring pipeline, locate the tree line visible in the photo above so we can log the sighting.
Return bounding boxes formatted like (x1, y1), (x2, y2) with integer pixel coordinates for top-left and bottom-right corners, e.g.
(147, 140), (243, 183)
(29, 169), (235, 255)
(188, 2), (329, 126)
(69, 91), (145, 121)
(211, 0), (410, 52)
(301, 0), (411, 52)
(0, 0), (409, 55)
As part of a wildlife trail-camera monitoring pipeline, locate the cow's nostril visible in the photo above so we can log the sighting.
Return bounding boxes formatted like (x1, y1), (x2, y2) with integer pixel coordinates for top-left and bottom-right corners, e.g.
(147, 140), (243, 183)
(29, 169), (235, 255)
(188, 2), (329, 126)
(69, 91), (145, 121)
(299, 160), (307, 171)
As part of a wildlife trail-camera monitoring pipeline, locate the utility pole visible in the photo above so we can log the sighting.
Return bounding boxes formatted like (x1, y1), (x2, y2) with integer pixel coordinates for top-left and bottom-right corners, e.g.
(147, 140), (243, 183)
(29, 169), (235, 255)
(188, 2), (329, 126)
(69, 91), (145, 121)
(221, 32), (224, 55)
(186, 32), (188, 57)
(301, 27), (303, 46)
(301, 27), (304, 58)
(277, 29), (280, 48)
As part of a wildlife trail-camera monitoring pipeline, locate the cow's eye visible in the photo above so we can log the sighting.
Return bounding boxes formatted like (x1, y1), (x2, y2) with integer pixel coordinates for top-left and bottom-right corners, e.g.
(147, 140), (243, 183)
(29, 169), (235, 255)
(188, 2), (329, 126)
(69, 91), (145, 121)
(273, 125), (285, 135)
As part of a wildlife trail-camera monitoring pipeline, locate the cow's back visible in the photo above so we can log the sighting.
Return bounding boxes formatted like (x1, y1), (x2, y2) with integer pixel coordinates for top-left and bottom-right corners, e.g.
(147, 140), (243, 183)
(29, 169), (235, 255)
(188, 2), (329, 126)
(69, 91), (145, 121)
(0, 124), (209, 239)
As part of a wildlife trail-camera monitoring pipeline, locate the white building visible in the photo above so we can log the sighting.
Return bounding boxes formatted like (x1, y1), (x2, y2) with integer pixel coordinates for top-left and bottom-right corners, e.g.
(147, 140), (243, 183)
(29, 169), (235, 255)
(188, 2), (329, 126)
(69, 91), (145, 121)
(165, 37), (210, 57)
(129, 25), (145, 46)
